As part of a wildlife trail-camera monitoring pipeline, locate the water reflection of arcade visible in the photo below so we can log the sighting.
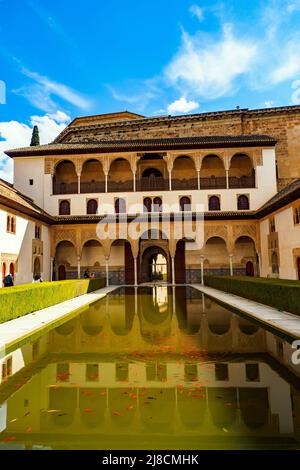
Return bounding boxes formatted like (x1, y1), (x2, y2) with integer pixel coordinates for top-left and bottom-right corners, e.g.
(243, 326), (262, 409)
(51, 287), (265, 354)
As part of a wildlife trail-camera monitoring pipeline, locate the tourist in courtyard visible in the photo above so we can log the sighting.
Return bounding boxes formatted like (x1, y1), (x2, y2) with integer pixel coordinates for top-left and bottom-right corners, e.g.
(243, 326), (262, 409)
(3, 272), (14, 287)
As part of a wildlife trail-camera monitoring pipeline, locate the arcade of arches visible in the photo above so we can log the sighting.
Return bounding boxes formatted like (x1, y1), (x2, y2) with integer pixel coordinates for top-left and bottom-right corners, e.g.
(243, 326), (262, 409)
(51, 152), (257, 195)
(51, 221), (259, 284)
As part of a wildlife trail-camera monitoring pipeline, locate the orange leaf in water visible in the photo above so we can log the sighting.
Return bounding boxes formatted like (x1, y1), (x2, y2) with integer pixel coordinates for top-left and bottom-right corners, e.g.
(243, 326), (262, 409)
(84, 408), (93, 413)
(26, 427), (32, 433)
(3, 436), (16, 442)
(126, 405), (134, 411)
(112, 411), (122, 416)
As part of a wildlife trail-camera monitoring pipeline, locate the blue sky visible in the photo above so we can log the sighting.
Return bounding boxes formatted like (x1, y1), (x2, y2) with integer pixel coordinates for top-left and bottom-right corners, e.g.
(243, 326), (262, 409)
(1, 0), (300, 179)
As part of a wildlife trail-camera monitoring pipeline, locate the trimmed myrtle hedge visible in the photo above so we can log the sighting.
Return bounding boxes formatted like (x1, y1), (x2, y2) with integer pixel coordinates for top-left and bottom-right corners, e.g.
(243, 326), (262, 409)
(0, 278), (106, 324)
(203, 275), (300, 316)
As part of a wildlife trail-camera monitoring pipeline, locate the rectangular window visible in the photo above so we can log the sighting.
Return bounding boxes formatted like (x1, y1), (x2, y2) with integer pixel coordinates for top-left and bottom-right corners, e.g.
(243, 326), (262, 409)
(6, 214), (16, 234)
(35, 224), (41, 239)
(86, 364), (99, 381)
(184, 363), (198, 381)
(29, 179), (34, 186)
(245, 363), (259, 382)
(215, 363), (229, 381)
(32, 341), (39, 360)
(116, 363), (129, 382)
(269, 217), (276, 233)
(56, 363), (70, 382)
(294, 206), (300, 225)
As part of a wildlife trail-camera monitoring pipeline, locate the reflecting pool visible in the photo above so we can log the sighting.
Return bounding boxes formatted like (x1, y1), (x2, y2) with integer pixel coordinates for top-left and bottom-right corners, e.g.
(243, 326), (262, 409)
(0, 286), (300, 450)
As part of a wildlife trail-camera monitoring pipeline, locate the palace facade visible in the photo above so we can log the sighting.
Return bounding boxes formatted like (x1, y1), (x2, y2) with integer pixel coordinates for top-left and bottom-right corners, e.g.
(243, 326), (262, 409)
(1, 106), (300, 286)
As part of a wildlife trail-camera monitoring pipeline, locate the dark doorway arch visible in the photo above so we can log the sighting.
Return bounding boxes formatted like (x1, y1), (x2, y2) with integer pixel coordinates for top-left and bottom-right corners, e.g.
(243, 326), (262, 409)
(58, 265), (66, 280)
(125, 241), (134, 284)
(297, 257), (300, 280)
(33, 257), (41, 277)
(246, 260), (254, 277)
(175, 240), (186, 283)
(209, 195), (220, 211)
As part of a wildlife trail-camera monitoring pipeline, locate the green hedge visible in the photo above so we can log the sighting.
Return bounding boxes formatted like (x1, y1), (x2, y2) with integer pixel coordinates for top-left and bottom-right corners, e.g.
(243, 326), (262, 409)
(203, 275), (300, 316)
(0, 278), (106, 324)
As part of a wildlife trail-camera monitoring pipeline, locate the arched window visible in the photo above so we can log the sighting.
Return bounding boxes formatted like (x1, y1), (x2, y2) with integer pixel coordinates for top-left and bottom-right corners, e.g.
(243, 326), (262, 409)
(59, 200), (70, 215)
(237, 195), (250, 210)
(2, 262), (6, 281)
(143, 197), (152, 213)
(208, 196), (220, 211)
(9, 263), (14, 277)
(115, 198), (126, 214)
(6, 215), (10, 232)
(153, 197), (162, 212)
(87, 199), (98, 215)
(180, 196), (191, 211)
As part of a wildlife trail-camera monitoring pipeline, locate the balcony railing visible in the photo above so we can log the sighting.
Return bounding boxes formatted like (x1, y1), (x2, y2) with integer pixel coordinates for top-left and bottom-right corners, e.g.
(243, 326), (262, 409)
(172, 178), (198, 190)
(53, 182), (78, 195)
(53, 174), (256, 195)
(107, 180), (134, 192)
(200, 177), (227, 189)
(229, 175), (255, 188)
(80, 181), (105, 193)
(136, 177), (168, 191)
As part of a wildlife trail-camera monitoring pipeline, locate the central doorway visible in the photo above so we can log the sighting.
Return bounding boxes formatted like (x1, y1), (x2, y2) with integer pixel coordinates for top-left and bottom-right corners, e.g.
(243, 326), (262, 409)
(140, 246), (169, 283)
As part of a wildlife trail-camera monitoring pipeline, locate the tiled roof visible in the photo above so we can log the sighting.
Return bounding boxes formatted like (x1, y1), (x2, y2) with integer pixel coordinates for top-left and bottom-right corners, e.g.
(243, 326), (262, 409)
(0, 178), (52, 222)
(256, 179), (300, 217)
(5, 135), (277, 158)
(53, 104), (300, 143)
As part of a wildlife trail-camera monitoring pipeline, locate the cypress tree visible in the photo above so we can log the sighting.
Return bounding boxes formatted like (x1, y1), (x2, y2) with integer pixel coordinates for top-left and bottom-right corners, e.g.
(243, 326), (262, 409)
(30, 125), (40, 146)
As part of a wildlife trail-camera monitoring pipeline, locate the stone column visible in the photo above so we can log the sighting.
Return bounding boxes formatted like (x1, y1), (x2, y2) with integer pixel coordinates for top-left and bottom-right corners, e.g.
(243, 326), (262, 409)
(133, 171), (136, 192)
(171, 256), (175, 285)
(134, 256), (138, 286)
(226, 169), (229, 189)
(197, 170), (201, 190)
(104, 173), (108, 193)
(105, 256), (109, 286)
(200, 255), (204, 285)
(77, 256), (81, 279)
(77, 174), (81, 194)
(168, 169), (172, 191)
(50, 257), (54, 281)
(257, 252), (261, 277)
(229, 254), (233, 276)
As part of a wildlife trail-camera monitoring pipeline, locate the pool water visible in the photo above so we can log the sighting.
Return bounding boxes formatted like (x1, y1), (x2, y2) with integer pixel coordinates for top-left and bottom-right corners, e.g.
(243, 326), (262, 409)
(0, 286), (300, 450)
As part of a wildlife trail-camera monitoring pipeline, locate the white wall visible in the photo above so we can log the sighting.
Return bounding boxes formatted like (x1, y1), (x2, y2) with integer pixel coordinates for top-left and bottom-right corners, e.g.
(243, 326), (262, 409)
(259, 204), (300, 280)
(14, 157), (45, 208)
(0, 207), (51, 286)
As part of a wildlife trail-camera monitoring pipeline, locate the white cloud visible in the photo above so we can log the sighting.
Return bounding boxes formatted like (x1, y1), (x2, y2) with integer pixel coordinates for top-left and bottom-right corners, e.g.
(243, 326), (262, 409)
(0, 111), (70, 182)
(167, 96), (199, 114)
(164, 24), (257, 100)
(14, 68), (92, 113)
(189, 5), (204, 21)
(264, 100), (275, 107)
(269, 42), (300, 84)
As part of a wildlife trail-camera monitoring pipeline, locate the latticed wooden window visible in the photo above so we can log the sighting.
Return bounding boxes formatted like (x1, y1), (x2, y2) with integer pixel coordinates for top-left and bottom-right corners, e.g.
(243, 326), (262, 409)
(208, 195), (220, 211)
(59, 200), (70, 215)
(237, 195), (249, 210)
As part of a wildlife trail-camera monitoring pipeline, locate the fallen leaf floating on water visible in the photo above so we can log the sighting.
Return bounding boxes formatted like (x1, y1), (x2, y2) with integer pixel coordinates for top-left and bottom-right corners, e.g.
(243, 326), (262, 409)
(3, 436), (16, 442)
(9, 418), (18, 423)
(222, 428), (229, 433)
(84, 408), (93, 413)
(112, 411), (122, 417)
(126, 405), (134, 411)
(26, 427), (32, 433)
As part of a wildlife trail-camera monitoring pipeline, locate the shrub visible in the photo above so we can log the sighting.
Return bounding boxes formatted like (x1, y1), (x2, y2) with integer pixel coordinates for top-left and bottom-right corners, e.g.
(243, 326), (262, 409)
(203, 276), (300, 316)
(0, 278), (106, 323)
